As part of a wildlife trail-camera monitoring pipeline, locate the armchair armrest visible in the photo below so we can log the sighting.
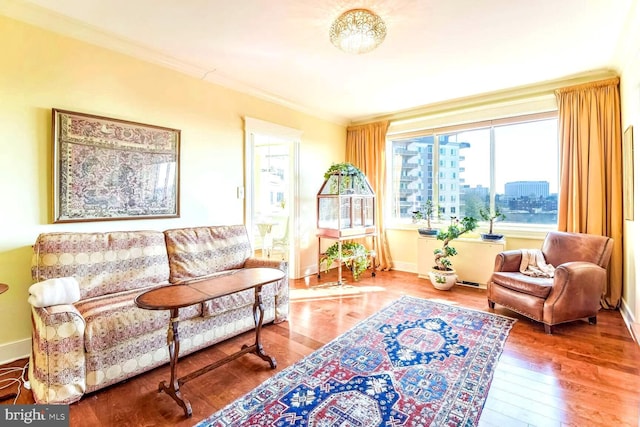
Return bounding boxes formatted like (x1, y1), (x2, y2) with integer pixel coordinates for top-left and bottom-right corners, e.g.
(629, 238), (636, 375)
(543, 261), (607, 324)
(29, 304), (86, 404)
(494, 250), (523, 272)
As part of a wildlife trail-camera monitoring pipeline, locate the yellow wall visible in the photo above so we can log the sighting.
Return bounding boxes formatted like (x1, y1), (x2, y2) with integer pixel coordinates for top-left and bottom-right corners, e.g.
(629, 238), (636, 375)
(386, 227), (544, 274)
(0, 16), (345, 360)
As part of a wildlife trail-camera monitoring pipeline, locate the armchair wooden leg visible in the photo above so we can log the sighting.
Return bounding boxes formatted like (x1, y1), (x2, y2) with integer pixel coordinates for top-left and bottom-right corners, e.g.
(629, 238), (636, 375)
(488, 300), (495, 309)
(588, 316), (597, 325)
(544, 324), (553, 334)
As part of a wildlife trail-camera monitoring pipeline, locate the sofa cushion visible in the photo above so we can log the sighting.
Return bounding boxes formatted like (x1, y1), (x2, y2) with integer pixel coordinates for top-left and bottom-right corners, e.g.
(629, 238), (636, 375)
(76, 285), (201, 353)
(491, 271), (553, 299)
(32, 231), (170, 300)
(164, 225), (252, 284)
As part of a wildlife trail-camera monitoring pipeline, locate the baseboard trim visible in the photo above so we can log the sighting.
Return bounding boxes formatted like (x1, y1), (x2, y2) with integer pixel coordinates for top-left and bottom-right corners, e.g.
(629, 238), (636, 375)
(0, 338), (31, 365)
(619, 298), (639, 345)
(390, 261), (415, 273)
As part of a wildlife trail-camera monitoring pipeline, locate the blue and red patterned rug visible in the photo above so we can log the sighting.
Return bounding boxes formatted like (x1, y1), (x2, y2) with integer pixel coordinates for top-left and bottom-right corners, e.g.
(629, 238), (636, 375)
(196, 295), (516, 427)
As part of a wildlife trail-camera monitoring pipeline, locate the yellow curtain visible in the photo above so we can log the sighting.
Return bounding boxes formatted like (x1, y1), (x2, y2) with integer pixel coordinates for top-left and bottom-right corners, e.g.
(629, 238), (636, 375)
(346, 121), (392, 270)
(555, 77), (623, 308)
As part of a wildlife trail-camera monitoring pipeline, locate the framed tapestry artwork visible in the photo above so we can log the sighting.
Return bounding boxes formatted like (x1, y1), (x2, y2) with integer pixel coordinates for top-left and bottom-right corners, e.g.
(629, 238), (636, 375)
(623, 125), (634, 221)
(53, 109), (180, 223)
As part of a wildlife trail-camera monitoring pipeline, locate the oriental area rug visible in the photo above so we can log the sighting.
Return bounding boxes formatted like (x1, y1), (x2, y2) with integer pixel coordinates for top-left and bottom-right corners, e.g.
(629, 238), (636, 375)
(195, 296), (516, 427)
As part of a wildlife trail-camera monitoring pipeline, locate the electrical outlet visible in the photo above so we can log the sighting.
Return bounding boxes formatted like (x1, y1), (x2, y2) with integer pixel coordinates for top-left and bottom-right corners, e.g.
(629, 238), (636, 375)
(237, 186), (244, 199)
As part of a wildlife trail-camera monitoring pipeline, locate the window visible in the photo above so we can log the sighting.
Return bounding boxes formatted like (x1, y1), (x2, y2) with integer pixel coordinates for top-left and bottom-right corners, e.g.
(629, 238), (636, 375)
(389, 114), (558, 226)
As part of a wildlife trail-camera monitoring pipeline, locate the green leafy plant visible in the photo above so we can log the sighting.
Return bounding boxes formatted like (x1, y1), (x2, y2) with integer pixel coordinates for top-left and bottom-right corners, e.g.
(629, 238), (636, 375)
(479, 205), (506, 234)
(324, 162), (367, 194)
(412, 199), (439, 228)
(433, 216), (478, 271)
(320, 241), (370, 280)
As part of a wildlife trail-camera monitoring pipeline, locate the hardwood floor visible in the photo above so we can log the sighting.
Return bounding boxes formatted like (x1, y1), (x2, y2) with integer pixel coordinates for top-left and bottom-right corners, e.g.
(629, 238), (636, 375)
(2, 269), (639, 426)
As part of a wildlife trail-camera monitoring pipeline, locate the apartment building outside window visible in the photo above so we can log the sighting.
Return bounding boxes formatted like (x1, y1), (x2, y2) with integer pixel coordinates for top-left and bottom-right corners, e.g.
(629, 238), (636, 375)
(389, 112), (558, 227)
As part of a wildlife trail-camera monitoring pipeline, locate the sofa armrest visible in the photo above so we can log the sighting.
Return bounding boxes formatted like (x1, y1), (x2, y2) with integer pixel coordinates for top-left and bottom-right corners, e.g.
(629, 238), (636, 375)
(494, 250), (523, 272)
(29, 304), (86, 404)
(243, 258), (289, 323)
(543, 261), (607, 324)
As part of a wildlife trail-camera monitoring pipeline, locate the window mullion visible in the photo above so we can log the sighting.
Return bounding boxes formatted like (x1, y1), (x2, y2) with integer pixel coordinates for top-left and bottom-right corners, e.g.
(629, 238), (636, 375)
(489, 126), (496, 212)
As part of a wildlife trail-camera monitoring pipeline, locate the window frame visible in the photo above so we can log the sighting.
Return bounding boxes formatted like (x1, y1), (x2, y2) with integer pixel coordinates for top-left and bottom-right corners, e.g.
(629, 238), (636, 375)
(386, 111), (559, 236)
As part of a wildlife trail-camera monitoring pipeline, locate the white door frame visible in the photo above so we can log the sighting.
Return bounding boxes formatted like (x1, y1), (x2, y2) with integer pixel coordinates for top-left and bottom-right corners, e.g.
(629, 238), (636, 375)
(244, 117), (301, 278)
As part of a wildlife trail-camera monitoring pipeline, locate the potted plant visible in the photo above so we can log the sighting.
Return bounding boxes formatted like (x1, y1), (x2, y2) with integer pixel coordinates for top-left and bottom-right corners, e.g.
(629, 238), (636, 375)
(324, 162), (367, 194)
(479, 205), (506, 241)
(320, 241), (370, 281)
(415, 199), (439, 236)
(429, 216), (478, 290)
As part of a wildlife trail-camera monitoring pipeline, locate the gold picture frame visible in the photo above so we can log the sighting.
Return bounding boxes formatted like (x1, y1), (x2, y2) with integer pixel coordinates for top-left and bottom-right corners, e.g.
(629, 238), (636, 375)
(623, 125), (634, 221)
(53, 109), (180, 223)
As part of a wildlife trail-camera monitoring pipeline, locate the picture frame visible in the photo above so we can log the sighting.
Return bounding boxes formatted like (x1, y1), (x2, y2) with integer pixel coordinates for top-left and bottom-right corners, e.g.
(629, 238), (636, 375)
(53, 109), (180, 223)
(623, 125), (634, 221)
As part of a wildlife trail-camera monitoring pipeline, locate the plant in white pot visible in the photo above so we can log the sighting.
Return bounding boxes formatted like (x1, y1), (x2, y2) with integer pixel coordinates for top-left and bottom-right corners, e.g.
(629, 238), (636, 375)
(429, 216), (478, 290)
(479, 205), (506, 241)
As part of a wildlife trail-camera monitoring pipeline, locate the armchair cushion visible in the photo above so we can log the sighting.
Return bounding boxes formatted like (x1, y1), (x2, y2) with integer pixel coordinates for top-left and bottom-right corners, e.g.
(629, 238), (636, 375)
(491, 272), (553, 299)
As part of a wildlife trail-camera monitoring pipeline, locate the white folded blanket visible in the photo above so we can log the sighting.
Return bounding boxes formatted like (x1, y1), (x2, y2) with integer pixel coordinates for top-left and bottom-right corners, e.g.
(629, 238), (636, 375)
(28, 277), (81, 307)
(519, 249), (555, 278)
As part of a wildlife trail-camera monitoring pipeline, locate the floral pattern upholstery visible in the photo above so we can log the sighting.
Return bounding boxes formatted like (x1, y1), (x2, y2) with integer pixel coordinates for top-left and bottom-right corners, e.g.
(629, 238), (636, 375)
(163, 225), (253, 283)
(29, 226), (289, 404)
(32, 231), (171, 300)
(165, 225), (289, 322)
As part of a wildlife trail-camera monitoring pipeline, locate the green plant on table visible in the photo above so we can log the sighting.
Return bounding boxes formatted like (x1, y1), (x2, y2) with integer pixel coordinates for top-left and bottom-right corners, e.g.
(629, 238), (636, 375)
(320, 241), (370, 280)
(323, 162), (367, 194)
(478, 204), (506, 234)
(412, 199), (439, 227)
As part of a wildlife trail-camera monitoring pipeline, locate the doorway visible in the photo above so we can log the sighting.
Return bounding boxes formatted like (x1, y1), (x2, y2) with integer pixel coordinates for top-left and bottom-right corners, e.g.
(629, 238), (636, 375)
(244, 118), (301, 278)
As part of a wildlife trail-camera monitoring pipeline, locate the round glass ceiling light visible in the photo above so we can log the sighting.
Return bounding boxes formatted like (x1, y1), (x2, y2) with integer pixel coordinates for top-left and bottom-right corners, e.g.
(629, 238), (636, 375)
(329, 8), (387, 54)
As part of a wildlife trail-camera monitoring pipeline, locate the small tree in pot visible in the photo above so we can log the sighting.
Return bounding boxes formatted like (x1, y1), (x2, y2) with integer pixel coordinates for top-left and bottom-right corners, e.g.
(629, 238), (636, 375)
(429, 216), (478, 290)
(479, 205), (506, 241)
(415, 199), (440, 235)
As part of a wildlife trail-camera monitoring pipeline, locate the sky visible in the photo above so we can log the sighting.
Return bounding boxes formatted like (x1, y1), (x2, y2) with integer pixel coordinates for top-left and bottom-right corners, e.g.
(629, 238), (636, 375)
(456, 119), (558, 194)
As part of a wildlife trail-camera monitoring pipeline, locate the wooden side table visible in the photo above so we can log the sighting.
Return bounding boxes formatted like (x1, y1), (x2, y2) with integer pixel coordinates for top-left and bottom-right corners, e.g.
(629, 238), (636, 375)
(135, 268), (284, 417)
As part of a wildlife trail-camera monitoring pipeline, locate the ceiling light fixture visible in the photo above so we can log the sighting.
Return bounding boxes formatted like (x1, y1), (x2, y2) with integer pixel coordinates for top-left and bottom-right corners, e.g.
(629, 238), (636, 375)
(329, 8), (387, 54)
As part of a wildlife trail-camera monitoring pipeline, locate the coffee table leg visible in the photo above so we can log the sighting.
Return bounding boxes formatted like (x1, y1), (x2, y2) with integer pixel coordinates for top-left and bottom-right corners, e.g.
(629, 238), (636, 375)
(242, 285), (276, 368)
(159, 308), (192, 417)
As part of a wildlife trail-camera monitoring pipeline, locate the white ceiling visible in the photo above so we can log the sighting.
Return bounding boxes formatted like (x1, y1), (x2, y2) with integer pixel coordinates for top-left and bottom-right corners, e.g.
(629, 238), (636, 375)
(2, 0), (635, 123)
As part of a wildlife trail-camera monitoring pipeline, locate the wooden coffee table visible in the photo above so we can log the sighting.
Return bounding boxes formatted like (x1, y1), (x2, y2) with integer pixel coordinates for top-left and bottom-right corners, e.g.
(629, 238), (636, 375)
(135, 267), (285, 417)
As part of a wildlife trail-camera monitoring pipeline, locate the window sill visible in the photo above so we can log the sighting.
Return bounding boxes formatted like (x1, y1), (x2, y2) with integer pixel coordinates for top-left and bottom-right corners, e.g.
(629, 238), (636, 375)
(386, 222), (552, 240)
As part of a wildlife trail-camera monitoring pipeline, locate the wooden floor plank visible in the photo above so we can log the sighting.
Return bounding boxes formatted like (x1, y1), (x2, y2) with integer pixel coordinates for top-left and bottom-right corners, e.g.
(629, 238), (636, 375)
(1, 269), (639, 426)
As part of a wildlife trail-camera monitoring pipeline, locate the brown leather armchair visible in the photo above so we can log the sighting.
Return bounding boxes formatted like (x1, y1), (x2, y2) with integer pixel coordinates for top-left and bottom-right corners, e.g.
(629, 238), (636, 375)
(487, 231), (613, 334)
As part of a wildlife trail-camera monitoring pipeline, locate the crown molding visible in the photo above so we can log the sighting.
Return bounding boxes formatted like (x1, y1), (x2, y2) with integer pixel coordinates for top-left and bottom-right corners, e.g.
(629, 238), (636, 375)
(351, 69), (619, 126)
(0, 0), (349, 126)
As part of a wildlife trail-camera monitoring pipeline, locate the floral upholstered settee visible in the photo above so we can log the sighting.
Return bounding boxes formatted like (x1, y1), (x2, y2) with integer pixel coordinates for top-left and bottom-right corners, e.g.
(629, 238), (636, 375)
(28, 225), (288, 405)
